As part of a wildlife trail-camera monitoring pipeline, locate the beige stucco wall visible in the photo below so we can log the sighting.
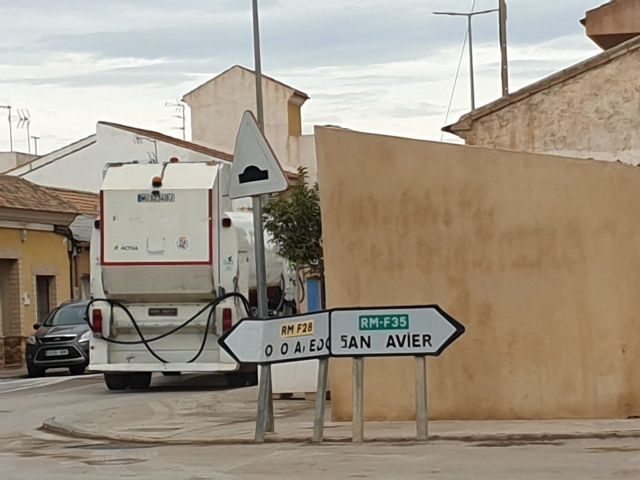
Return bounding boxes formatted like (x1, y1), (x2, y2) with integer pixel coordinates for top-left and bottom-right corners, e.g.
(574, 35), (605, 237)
(0, 227), (71, 336)
(316, 126), (640, 421)
(452, 46), (640, 165)
(185, 68), (296, 169)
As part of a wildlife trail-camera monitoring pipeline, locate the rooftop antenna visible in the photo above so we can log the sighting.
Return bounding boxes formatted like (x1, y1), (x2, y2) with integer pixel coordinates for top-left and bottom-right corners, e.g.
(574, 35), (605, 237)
(165, 100), (186, 140)
(16, 109), (31, 153)
(0, 105), (13, 151)
(31, 135), (40, 156)
(133, 135), (159, 163)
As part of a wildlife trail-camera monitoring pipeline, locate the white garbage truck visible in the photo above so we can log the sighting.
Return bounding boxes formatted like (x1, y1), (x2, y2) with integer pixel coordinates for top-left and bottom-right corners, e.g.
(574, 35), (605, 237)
(88, 160), (295, 390)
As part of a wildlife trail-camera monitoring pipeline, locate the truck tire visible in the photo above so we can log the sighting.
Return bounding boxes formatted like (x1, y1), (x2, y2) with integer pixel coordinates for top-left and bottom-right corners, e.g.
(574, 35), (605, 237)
(127, 373), (152, 390)
(104, 373), (127, 391)
(226, 371), (258, 387)
(27, 365), (45, 378)
(69, 365), (86, 376)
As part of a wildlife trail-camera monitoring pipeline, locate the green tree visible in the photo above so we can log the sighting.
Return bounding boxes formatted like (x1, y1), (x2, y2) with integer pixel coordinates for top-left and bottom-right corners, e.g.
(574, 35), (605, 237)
(263, 167), (323, 277)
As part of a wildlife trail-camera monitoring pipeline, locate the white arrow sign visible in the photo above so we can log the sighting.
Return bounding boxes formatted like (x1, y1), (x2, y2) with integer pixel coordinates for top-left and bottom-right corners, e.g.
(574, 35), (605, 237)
(219, 311), (330, 365)
(330, 306), (464, 357)
(229, 110), (289, 199)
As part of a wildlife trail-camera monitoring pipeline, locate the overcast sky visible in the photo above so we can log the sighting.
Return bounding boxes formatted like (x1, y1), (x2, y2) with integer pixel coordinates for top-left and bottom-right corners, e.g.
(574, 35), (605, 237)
(0, 0), (601, 154)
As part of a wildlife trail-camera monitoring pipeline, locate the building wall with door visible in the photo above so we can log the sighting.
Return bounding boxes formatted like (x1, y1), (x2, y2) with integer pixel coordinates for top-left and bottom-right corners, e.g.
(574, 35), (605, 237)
(315, 126), (640, 421)
(0, 227), (71, 367)
(0, 227), (71, 366)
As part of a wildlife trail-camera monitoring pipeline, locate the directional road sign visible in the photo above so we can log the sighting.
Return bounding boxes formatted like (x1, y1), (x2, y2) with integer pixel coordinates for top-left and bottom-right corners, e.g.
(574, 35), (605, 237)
(330, 305), (464, 357)
(229, 110), (289, 199)
(219, 311), (330, 365)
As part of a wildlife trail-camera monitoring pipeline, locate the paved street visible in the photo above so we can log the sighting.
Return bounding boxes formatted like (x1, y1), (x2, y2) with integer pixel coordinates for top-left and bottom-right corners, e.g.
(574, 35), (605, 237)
(1, 373), (640, 479)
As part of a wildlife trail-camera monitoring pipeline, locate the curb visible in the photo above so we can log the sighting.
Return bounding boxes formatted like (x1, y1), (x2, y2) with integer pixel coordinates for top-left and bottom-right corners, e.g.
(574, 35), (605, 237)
(40, 417), (640, 446)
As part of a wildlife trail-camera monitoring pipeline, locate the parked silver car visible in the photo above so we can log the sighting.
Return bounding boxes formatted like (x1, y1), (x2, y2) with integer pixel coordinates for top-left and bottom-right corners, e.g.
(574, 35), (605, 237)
(25, 300), (91, 377)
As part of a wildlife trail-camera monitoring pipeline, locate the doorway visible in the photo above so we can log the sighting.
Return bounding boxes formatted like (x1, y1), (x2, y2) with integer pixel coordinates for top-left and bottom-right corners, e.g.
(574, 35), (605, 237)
(35, 275), (56, 324)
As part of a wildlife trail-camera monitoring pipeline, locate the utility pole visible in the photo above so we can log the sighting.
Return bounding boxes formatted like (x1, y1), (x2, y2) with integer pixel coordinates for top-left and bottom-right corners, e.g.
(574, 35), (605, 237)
(0, 105), (13, 151)
(31, 136), (40, 155)
(499, 0), (509, 97)
(434, 9), (498, 111)
(251, 0), (275, 442)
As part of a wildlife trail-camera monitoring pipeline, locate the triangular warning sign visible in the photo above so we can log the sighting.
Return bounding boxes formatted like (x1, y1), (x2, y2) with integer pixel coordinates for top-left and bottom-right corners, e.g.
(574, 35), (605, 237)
(229, 111), (289, 199)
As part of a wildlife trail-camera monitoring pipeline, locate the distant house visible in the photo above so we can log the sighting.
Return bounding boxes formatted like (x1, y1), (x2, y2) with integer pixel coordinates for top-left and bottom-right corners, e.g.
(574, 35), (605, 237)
(183, 65), (317, 180)
(0, 152), (38, 174)
(47, 187), (99, 300)
(0, 175), (78, 367)
(443, 0), (640, 165)
(8, 122), (233, 192)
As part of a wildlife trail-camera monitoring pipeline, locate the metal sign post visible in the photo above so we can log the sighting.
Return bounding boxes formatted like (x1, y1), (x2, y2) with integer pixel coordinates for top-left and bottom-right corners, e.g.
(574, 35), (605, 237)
(218, 310), (330, 442)
(312, 357), (329, 443)
(219, 304), (464, 443)
(330, 305), (464, 443)
(352, 357), (365, 444)
(229, 108), (289, 443)
(415, 356), (428, 441)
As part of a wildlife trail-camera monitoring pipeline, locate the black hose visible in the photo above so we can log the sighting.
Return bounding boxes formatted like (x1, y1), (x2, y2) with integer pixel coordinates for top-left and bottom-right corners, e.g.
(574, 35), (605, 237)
(84, 292), (252, 364)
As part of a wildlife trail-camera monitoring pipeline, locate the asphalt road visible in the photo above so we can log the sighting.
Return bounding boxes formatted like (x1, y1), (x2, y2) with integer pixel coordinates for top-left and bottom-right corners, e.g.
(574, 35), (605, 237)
(1, 372), (640, 479)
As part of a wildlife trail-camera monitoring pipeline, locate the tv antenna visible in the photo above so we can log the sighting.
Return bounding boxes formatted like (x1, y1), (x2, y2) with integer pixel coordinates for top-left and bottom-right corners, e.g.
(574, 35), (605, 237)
(133, 135), (159, 163)
(16, 109), (32, 153)
(165, 100), (186, 140)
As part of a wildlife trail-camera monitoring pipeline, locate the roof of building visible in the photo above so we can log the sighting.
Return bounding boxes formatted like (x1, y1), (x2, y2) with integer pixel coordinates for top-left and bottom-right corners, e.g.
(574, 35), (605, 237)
(0, 175), (78, 215)
(443, 34), (640, 135)
(182, 65), (310, 101)
(99, 122), (234, 162)
(5, 133), (96, 175)
(47, 187), (99, 216)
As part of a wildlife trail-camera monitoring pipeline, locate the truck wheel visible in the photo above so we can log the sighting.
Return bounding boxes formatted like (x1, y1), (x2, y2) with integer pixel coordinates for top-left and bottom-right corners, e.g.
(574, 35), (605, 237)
(27, 365), (45, 378)
(227, 371), (257, 387)
(104, 373), (127, 391)
(69, 365), (86, 376)
(127, 373), (152, 390)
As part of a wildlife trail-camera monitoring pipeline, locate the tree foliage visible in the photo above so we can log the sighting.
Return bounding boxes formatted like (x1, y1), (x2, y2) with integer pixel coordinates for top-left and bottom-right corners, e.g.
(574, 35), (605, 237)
(263, 167), (323, 276)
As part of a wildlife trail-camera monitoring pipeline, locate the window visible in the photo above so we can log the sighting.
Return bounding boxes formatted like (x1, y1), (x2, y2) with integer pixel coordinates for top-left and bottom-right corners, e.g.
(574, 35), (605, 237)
(36, 275), (56, 324)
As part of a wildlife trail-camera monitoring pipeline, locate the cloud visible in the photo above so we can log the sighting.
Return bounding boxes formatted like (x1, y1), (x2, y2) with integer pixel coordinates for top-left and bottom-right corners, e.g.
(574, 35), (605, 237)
(0, 0), (605, 152)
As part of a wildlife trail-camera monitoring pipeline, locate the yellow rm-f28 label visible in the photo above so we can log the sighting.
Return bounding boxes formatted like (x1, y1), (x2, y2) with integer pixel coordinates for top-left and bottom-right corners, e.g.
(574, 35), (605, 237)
(280, 320), (315, 338)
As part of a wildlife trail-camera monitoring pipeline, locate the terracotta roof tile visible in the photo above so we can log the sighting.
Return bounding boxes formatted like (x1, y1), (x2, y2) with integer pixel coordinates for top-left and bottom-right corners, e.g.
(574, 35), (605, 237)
(0, 175), (78, 214)
(47, 187), (99, 216)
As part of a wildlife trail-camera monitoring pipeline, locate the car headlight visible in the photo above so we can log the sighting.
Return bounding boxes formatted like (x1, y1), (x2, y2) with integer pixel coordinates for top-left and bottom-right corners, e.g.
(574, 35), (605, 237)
(27, 336), (37, 345)
(78, 331), (92, 343)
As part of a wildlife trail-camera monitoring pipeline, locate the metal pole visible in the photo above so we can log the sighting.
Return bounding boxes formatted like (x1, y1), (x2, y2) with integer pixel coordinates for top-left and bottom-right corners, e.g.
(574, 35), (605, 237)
(181, 104), (186, 140)
(352, 357), (364, 444)
(468, 15), (475, 111)
(251, 0), (274, 440)
(312, 357), (329, 443)
(31, 136), (39, 155)
(499, 0), (509, 97)
(415, 356), (428, 441)
(252, 0), (265, 129)
(8, 106), (12, 152)
(253, 197), (273, 442)
(26, 122), (31, 154)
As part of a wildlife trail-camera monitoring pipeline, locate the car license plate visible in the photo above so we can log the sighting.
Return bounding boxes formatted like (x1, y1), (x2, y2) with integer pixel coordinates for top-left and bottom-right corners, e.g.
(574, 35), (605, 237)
(45, 349), (68, 357)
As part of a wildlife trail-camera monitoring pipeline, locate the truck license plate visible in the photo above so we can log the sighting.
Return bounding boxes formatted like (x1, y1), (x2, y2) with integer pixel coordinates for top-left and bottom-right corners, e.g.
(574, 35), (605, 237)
(45, 349), (68, 357)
